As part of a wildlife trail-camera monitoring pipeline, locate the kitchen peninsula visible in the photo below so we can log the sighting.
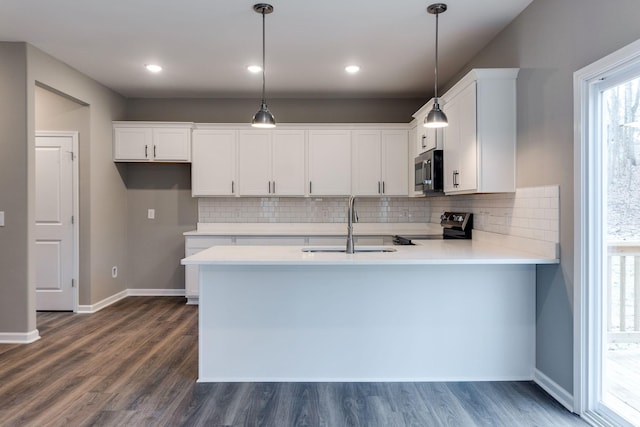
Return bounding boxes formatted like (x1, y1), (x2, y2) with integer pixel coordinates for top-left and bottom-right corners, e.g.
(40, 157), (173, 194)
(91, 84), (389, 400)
(182, 231), (558, 383)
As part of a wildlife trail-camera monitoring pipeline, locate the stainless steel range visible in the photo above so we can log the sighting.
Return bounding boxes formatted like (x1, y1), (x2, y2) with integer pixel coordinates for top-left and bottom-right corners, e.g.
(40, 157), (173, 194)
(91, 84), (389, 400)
(392, 212), (473, 245)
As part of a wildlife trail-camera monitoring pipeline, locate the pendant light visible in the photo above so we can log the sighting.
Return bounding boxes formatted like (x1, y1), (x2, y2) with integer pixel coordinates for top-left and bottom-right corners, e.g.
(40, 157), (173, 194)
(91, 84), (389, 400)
(251, 3), (276, 128)
(424, 3), (448, 128)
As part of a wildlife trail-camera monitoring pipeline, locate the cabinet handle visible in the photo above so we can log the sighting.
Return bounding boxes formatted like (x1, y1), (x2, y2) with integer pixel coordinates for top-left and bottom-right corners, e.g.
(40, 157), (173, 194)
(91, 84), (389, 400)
(145, 145), (148, 158)
(378, 182), (381, 194)
(268, 181), (271, 193)
(231, 181), (235, 194)
(383, 181), (386, 194)
(153, 145), (157, 158)
(309, 181), (312, 194)
(453, 171), (459, 188)
(421, 135), (427, 148)
(273, 181), (276, 194)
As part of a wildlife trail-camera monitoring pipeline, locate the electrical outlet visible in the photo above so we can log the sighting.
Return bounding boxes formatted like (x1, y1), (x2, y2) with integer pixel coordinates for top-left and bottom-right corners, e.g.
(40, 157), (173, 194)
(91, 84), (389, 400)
(147, 209), (155, 219)
(112, 266), (118, 278)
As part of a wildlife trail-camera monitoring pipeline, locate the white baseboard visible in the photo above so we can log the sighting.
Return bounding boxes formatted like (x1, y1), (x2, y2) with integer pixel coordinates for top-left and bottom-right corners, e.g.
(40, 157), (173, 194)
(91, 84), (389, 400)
(77, 288), (184, 314)
(127, 288), (185, 297)
(534, 368), (574, 412)
(77, 289), (128, 314)
(0, 329), (41, 344)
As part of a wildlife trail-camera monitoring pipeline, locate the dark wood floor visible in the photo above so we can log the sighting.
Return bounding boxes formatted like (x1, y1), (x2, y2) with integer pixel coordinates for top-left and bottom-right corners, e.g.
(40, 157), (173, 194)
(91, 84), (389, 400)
(0, 296), (587, 426)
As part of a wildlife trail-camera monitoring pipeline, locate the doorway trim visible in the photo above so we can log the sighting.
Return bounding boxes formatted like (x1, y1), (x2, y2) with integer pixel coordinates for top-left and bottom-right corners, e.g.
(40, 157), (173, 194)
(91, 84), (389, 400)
(574, 38), (640, 425)
(35, 130), (79, 313)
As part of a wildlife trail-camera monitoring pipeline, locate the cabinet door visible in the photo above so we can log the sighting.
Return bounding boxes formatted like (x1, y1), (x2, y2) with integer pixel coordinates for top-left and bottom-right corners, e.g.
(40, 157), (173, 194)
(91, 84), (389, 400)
(152, 127), (191, 161)
(351, 130), (382, 196)
(272, 130), (306, 196)
(185, 236), (235, 304)
(308, 130), (351, 196)
(184, 249), (200, 302)
(456, 82), (478, 193)
(415, 100), (438, 154)
(113, 127), (152, 161)
(238, 130), (272, 196)
(442, 81), (477, 194)
(381, 130), (409, 196)
(192, 130), (237, 196)
(235, 237), (306, 245)
(442, 95), (461, 193)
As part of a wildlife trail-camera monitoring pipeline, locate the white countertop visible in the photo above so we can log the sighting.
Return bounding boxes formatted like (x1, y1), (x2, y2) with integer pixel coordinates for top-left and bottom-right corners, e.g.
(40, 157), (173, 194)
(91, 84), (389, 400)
(182, 235), (558, 266)
(184, 222), (443, 237)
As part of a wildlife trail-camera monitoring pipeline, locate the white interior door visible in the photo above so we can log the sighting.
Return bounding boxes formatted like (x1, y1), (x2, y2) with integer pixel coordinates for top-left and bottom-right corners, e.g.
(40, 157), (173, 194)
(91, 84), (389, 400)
(35, 133), (77, 311)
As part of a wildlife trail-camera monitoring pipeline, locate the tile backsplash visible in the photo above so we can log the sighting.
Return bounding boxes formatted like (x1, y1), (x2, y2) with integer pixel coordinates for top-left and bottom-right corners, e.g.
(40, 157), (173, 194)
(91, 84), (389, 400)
(198, 185), (560, 243)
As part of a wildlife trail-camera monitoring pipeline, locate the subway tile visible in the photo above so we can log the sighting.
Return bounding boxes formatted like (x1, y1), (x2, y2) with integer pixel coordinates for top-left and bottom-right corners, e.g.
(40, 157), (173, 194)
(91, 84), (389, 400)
(197, 186), (560, 239)
(544, 185), (560, 198)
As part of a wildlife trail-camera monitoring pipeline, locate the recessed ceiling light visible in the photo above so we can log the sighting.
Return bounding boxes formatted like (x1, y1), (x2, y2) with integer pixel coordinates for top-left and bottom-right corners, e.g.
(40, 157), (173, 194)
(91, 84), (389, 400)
(247, 65), (262, 73)
(345, 65), (360, 74)
(145, 64), (162, 73)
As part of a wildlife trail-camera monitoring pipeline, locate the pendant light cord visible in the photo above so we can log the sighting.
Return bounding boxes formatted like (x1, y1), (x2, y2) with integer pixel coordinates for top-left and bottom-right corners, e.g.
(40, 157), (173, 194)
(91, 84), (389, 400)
(434, 11), (439, 100)
(261, 9), (266, 105)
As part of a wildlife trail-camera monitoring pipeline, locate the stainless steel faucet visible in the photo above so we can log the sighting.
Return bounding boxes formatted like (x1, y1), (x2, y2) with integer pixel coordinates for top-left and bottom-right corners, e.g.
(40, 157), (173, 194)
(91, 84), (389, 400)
(346, 195), (358, 254)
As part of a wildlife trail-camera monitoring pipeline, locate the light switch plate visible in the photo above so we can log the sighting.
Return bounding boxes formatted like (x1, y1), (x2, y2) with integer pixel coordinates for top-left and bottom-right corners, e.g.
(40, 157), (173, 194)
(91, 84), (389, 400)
(0, 211), (4, 226)
(147, 209), (155, 220)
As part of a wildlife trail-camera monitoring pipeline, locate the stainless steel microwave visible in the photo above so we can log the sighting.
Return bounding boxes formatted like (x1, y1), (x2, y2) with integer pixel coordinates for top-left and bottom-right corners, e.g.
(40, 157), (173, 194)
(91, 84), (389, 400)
(414, 149), (443, 194)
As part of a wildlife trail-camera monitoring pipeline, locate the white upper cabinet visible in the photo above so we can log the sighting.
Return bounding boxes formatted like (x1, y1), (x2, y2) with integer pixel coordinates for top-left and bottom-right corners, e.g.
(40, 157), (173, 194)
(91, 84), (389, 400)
(352, 130), (409, 196)
(238, 130), (306, 196)
(113, 122), (192, 162)
(152, 127), (191, 161)
(442, 81), (477, 193)
(308, 130), (351, 196)
(441, 68), (518, 195)
(412, 100), (442, 155)
(191, 129), (237, 197)
(271, 130), (306, 196)
(381, 130), (409, 196)
(113, 127), (152, 161)
(238, 130), (272, 196)
(352, 130), (382, 196)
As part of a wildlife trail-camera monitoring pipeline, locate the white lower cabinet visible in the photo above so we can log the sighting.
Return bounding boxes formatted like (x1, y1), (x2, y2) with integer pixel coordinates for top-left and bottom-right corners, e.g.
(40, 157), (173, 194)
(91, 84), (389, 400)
(184, 236), (234, 304)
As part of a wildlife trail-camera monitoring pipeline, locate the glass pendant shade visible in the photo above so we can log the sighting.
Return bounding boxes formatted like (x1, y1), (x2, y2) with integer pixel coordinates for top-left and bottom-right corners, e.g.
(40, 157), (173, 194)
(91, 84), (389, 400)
(424, 100), (448, 128)
(252, 103), (276, 128)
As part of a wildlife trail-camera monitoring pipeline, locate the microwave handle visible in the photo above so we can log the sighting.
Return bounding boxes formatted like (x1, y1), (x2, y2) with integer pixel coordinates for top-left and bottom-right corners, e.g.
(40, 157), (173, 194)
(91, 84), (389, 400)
(423, 159), (432, 184)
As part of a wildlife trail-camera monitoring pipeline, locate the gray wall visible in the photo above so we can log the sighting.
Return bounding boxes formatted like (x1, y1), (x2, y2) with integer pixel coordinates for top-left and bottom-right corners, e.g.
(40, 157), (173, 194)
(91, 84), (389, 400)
(456, 0), (640, 395)
(0, 43), (32, 334)
(27, 46), (128, 306)
(125, 164), (196, 290)
(126, 98), (425, 123)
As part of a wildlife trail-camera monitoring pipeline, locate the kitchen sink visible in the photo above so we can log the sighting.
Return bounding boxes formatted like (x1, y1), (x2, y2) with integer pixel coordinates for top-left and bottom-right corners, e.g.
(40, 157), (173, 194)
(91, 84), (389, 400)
(302, 247), (397, 253)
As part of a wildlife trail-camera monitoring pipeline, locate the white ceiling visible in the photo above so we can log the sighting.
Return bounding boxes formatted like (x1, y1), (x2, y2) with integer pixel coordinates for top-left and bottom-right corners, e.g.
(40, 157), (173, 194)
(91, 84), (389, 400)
(0, 0), (533, 99)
